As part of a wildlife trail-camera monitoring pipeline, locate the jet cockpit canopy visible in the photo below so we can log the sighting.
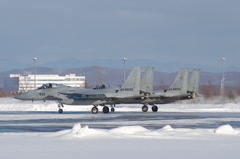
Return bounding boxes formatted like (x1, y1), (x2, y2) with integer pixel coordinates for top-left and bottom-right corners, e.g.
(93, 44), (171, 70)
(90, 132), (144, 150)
(37, 83), (66, 89)
(93, 84), (113, 90)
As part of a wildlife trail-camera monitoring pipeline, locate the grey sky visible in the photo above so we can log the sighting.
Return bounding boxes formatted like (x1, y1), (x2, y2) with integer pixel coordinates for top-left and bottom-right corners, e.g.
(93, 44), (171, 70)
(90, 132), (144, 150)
(0, 0), (239, 69)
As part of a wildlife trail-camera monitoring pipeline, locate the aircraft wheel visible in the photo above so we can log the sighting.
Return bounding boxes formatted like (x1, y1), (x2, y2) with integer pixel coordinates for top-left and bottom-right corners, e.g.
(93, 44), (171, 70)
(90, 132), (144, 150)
(142, 105), (148, 112)
(58, 109), (63, 113)
(91, 107), (98, 114)
(103, 106), (109, 114)
(111, 108), (115, 112)
(152, 106), (158, 112)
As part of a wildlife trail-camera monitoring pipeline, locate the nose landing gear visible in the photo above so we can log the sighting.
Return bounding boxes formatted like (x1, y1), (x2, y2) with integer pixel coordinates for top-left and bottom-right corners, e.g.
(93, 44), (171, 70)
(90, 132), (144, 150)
(58, 109), (63, 113)
(56, 101), (64, 113)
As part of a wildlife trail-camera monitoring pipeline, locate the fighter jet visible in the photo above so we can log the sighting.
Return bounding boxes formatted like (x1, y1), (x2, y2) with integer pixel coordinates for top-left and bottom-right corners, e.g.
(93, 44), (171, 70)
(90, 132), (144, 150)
(58, 67), (142, 114)
(134, 68), (201, 112)
(130, 68), (188, 112)
(15, 67), (143, 114)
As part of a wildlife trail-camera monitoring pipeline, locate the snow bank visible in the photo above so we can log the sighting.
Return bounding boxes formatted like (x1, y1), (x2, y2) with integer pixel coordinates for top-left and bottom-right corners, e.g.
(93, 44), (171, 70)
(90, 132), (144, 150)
(71, 123), (97, 137)
(67, 124), (185, 139)
(70, 124), (151, 138)
(65, 123), (240, 139)
(214, 125), (239, 135)
(72, 123), (82, 133)
(108, 126), (149, 134)
(161, 125), (174, 131)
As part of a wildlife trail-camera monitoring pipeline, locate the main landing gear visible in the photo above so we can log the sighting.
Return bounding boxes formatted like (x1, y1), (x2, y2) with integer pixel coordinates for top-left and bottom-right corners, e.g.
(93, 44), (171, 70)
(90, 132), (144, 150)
(91, 105), (115, 114)
(102, 106), (109, 114)
(91, 106), (109, 114)
(152, 105), (158, 112)
(142, 105), (158, 112)
(91, 106), (99, 114)
(142, 105), (148, 112)
(111, 108), (115, 112)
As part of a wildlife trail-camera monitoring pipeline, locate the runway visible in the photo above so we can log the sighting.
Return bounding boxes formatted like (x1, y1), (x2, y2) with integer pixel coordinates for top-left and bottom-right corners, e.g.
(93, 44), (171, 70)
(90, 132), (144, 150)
(0, 111), (240, 132)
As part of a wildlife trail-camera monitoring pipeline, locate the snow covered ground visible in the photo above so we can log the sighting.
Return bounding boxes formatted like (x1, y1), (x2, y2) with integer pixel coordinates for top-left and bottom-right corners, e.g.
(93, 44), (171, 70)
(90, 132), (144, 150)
(1, 124), (240, 159)
(1, 97), (240, 112)
(0, 97), (240, 159)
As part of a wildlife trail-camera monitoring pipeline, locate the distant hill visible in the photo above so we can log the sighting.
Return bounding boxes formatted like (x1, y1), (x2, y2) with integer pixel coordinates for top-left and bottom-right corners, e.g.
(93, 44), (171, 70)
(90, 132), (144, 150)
(40, 58), (224, 72)
(1, 58), (239, 73)
(0, 66), (239, 88)
(0, 58), (31, 72)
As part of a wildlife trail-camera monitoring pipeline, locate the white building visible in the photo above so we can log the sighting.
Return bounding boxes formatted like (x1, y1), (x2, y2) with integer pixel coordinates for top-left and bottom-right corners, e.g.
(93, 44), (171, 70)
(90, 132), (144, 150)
(4, 74), (85, 93)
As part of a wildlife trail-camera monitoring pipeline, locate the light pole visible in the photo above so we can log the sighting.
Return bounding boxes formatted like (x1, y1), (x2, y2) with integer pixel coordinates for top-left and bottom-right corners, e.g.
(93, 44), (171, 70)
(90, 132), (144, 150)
(221, 57), (225, 95)
(33, 57), (37, 89)
(122, 57), (127, 81)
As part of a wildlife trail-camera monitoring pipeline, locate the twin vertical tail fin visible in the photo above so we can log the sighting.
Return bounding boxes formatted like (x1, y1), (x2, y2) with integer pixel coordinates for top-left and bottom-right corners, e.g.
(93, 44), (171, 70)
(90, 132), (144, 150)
(187, 69), (201, 98)
(140, 67), (155, 95)
(120, 67), (141, 96)
(118, 67), (199, 98)
(168, 68), (188, 95)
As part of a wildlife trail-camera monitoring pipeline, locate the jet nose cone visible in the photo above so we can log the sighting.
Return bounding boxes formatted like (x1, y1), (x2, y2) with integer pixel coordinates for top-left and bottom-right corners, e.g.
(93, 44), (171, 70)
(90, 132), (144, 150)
(14, 93), (28, 100)
(14, 94), (22, 99)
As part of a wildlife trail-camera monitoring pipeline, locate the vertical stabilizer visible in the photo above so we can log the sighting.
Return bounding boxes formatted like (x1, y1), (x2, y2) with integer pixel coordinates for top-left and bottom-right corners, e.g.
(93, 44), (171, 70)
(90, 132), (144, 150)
(120, 67), (141, 95)
(188, 69), (200, 93)
(140, 67), (155, 94)
(168, 68), (188, 94)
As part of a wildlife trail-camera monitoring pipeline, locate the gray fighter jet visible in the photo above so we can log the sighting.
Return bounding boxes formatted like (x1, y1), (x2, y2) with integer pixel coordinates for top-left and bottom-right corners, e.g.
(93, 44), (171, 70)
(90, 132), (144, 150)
(15, 67), (143, 114)
(128, 68), (188, 112)
(136, 68), (201, 112)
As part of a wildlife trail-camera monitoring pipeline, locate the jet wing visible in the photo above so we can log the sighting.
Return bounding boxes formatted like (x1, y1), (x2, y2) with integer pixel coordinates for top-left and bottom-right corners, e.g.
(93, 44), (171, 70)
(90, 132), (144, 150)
(110, 94), (144, 99)
(59, 90), (144, 99)
(59, 90), (108, 96)
(158, 93), (190, 97)
(59, 89), (117, 98)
